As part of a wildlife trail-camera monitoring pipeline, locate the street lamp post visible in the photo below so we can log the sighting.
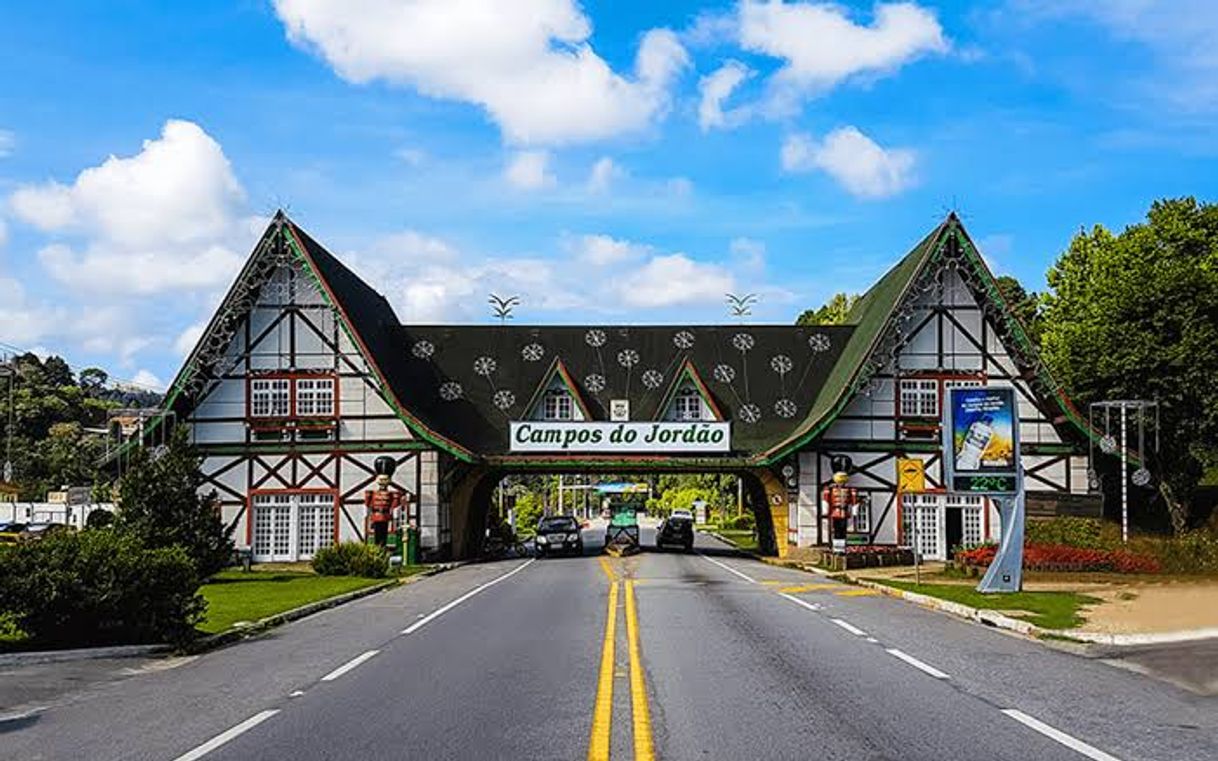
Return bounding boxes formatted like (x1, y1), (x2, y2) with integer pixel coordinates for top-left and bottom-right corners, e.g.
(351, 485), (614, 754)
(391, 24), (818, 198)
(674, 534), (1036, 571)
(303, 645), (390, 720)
(1089, 400), (1158, 544)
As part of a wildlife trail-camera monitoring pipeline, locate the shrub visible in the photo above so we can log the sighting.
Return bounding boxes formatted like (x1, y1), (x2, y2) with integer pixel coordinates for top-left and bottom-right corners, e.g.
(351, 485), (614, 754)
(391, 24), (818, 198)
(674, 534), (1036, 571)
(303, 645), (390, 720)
(1025, 518), (1111, 549)
(312, 542), (389, 578)
(722, 513), (755, 531)
(0, 529), (204, 646)
(1143, 531), (1218, 574)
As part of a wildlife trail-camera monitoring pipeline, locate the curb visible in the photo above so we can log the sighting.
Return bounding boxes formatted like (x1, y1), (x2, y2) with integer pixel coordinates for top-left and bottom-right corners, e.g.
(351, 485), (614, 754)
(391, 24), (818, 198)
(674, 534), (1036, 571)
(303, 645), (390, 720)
(1, 564), (460, 665)
(849, 577), (1042, 637)
(184, 563), (461, 654)
(0, 643), (173, 667)
(1053, 627), (1218, 647)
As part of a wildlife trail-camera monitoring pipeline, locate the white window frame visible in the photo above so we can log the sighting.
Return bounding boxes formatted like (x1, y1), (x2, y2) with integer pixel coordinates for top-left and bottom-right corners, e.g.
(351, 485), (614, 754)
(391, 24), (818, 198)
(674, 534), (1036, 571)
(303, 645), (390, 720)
(673, 387), (703, 421)
(542, 389), (574, 421)
(850, 494), (870, 534)
(295, 377), (335, 417)
(252, 492), (336, 562)
(251, 378), (291, 418)
(899, 379), (939, 418)
(901, 493), (945, 560)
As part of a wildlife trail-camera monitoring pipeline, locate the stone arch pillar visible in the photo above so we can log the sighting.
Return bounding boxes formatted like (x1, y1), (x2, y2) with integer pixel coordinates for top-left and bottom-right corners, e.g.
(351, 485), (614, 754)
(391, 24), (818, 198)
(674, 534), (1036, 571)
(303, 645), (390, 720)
(740, 468), (791, 558)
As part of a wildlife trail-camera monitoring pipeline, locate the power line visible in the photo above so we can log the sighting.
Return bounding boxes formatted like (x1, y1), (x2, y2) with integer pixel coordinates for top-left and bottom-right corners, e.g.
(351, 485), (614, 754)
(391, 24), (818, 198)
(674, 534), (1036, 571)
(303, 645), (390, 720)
(0, 339), (165, 393)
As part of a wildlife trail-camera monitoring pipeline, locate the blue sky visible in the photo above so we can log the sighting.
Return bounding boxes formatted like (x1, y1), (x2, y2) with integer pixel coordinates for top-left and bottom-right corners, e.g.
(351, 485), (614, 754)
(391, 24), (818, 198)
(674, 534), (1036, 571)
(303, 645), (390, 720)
(1, 1), (1217, 390)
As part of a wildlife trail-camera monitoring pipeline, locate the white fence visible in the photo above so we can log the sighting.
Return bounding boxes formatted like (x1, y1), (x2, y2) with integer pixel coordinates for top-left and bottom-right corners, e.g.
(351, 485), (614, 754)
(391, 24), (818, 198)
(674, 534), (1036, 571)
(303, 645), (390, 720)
(0, 502), (117, 530)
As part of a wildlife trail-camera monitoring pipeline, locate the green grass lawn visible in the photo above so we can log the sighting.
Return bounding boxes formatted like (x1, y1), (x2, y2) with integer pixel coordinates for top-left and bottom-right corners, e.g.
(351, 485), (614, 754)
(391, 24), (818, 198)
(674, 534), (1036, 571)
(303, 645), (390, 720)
(714, 529), (759, 553)
(863, 578), (1101, 630)
(198, 569), (393, 634)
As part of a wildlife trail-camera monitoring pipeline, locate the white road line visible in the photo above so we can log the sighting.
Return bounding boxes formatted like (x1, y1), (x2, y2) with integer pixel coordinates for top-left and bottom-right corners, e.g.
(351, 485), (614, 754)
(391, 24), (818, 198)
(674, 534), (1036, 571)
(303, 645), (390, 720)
(698, 552), (757, 584)
(173, 709), (279, 761)
(321, 649), (380, 682)
(865, 637), (879, 644)
(778, 593), (822, 612)
(885, 648), (950, 679)
(831, 618), (868, 636)
(1002, 709), (1123, 761)
(401, 558), (535, 635)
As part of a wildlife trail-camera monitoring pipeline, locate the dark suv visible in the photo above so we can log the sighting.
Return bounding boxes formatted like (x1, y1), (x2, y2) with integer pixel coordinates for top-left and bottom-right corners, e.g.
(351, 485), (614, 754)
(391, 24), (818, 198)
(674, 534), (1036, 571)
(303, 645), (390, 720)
(534, 516), (583, 557)
(656, 514), (694, 552)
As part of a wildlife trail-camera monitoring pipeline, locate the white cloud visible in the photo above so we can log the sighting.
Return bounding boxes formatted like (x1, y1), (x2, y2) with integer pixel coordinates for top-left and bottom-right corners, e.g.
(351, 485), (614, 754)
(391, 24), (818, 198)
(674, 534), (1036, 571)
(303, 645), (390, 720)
(8, 120), (250, 295)
(130, 369), (164, 391)
(667, 177), (694, 198)
(782, 126), (915, 199)
(729, 237), (766, 270)
(587, 157), (623, 194)
(394, 147), (427, 166)
(567, 234), (649, 267)
(174, 322), (206, 357)
(0, 218), (7, 249)
(504, 150), (556, 190)
(698, 60), (753, 131)
(273, 0), (689, 145)
(0, 130), (13, 158)
(1013, 1), (1218, 111)
(739, 1), (948, 112)
(371, 229), (459, 262)
(616, 254), (735, 308)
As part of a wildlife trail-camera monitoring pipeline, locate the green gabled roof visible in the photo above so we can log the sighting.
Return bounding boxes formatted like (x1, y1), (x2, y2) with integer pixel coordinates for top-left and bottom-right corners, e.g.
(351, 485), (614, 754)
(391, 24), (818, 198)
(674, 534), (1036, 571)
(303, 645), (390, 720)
(522, 356), (593, 420)
(759, 218), (952, 463)
(761, 213), (1104, 464)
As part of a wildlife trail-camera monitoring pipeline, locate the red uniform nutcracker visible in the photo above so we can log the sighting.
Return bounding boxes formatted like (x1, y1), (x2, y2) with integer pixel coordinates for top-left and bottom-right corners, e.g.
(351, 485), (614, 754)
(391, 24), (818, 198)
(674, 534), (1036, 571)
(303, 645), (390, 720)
(364, 456), (404, 548)
(822, 468), (858, 554)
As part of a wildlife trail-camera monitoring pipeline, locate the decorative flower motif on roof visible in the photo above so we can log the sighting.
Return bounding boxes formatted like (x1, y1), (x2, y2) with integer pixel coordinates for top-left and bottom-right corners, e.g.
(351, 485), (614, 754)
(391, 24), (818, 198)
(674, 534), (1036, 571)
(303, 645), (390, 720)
(713, 364), (736, 384)
(411, 340), (435, 360)
(673, 330), (695, 350)
(641, 369), (664, 389)
(738, 403), (762, 424)
(584, 374), (606, 393)
(808, 333), (831, 353)
(774, 399), (798, 419)
(770, 355), (793, 375)
(492, 389), (516, 410)
(617, 349), (639, 368)
(585, 329), (607, 348)
(731, 333), (755, 352)
(521, 343), (545, 362)
(473, 356), (497, 376)
(439, 382), (463, 401)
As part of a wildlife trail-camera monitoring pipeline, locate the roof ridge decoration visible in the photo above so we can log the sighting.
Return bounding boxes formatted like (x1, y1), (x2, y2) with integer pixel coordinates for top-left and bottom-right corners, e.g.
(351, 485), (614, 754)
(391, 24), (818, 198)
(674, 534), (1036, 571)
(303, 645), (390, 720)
(654, 357), (724, 422)
(760, 213), (1100, 464)
(522, 356), (593, 421)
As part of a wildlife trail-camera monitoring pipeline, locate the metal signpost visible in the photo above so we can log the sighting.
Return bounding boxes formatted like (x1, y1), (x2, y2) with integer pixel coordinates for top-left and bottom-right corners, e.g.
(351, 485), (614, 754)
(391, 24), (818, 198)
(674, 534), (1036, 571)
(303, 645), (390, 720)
(942, 387), (1023, 593)
(1088, 401), (1158, 544)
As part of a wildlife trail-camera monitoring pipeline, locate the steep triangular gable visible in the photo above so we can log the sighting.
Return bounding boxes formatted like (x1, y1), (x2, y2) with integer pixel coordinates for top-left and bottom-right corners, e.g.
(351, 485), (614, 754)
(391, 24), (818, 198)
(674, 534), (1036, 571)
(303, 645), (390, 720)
(136, 213), (473, 462)
(761, 214), (1101, 463)
(523, 357), (592, 420)
(655, 359), (724, 421)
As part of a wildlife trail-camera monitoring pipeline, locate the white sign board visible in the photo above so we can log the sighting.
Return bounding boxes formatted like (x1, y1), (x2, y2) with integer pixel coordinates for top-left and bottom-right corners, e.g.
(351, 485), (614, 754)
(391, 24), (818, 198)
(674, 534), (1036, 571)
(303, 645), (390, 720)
(609, 399), (630, 422)
(510, 421), (730, 453)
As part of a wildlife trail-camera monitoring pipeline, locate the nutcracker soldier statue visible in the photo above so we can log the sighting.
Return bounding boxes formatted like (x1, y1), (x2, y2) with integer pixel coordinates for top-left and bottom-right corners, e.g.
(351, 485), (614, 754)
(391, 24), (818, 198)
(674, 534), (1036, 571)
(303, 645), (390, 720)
(364, 456), (404, 548)
(821, 456), (858, 554)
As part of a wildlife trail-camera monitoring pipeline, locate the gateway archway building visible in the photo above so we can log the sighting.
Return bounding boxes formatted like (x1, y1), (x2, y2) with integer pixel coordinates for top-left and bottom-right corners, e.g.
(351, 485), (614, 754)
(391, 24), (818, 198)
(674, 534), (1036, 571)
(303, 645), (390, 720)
(162, 213), (1096, 562)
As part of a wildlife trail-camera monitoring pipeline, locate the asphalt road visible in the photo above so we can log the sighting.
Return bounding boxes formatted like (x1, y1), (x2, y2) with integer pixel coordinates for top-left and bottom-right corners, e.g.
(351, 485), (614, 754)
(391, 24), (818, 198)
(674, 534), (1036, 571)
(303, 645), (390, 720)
(3, 528), (1217, 761)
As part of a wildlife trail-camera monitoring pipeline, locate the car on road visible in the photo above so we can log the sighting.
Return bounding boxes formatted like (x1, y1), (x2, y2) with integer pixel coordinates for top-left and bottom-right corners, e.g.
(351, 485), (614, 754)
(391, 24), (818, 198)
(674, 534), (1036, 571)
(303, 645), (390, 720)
(656, 513), (694, 552)
(0, 522), (25, 544)
(534, 516), (583, 557)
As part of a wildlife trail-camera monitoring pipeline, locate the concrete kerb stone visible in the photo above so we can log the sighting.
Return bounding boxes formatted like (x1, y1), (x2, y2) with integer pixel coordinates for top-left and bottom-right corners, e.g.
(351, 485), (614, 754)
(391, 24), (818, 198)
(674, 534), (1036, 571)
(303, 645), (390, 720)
(0, 563), (464, 665)
(184, 562), (464, 654)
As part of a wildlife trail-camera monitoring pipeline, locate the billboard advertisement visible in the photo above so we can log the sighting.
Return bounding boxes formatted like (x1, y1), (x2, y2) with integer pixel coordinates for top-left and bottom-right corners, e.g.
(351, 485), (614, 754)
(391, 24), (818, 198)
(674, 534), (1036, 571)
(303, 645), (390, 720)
(943, 386), (1020, 495)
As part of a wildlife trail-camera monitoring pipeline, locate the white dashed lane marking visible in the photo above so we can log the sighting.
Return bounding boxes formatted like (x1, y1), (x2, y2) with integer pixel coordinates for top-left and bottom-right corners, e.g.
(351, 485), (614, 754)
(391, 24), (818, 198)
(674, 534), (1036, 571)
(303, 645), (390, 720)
(320, 649), (379, 682)
(1002, 709), (1123, 761)
(885, 648), (950, 679)
(172, 710), (279, 761)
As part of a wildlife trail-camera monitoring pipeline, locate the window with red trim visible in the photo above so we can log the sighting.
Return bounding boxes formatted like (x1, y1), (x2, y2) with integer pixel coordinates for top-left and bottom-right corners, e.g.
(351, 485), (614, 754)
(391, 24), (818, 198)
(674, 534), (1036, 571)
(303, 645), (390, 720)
(248, 374), (337, 420)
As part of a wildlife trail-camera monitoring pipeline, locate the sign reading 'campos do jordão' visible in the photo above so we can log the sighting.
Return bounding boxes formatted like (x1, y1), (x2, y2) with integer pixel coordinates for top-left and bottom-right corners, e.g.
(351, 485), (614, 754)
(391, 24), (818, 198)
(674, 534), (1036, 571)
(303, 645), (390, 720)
(509, 421), (731, 453)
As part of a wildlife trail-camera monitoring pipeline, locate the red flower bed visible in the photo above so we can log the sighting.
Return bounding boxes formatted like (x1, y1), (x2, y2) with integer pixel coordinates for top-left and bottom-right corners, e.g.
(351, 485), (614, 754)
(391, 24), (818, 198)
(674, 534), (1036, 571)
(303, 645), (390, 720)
(957, 543), (1160, 573)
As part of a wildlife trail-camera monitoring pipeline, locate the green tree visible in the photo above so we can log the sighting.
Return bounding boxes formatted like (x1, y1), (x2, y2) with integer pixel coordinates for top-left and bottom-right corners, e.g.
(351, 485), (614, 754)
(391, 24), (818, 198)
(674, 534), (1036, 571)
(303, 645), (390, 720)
(1041, 198), (1218, 532)
(796, 292), (860, 326)
(512, 491), (545, 538)
(116, 428), (234, 578)
(995, 275), (1043, 343)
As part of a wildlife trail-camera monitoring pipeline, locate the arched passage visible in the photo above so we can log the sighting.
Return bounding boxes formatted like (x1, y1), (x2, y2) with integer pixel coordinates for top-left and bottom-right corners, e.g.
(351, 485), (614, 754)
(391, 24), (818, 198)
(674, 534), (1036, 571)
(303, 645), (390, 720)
(445, 465), (793, 561)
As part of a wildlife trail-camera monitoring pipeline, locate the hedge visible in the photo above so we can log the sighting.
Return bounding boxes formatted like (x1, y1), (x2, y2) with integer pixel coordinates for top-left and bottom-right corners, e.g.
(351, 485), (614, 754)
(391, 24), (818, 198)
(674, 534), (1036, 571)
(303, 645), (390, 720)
(0, 529), (205, 646)
(311, 542), (390, 578)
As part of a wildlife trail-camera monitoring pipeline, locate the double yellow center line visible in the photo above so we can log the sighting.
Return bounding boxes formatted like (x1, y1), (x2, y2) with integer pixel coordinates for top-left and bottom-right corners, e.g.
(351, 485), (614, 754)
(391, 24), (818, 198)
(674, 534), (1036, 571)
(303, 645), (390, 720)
(589, 558), (655, 761)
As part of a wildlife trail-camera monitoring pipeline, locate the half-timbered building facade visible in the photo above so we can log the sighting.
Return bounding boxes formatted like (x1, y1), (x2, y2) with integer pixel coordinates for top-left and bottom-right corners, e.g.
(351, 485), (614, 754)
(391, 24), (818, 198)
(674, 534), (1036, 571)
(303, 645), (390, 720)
(154, 212), (1098, 562)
